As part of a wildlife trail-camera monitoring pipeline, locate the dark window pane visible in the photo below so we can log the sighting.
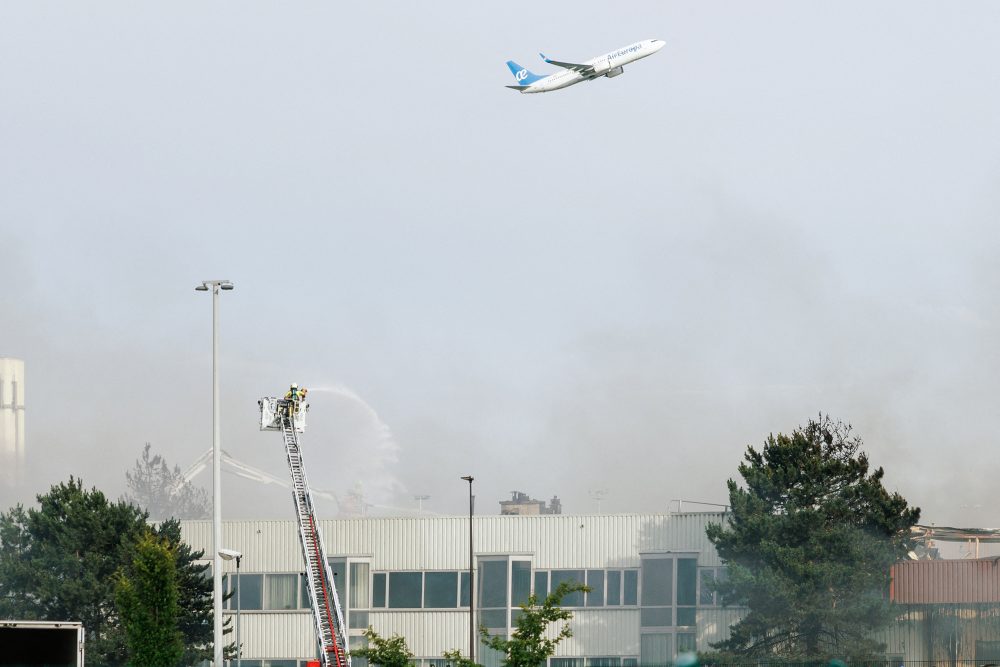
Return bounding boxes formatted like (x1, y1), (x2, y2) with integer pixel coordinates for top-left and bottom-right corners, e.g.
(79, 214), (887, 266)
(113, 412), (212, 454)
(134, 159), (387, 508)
(300, 574), (310, 609)
(677, 606), (696, 626)
(425, 571), (458, 608)
(586, 659), (620, 667)
(623, 569), (638, 605)
(677, 632), (696, 652)
(586, 570), (604, 607)
(511, 561), (531, 607)
(551, 660), (583, 667)
(480, 608), (506, 628)
(479, 560), (508, 608)
(550, 570), (585, 606)
(623, 659), (638, 667)
(641, 606), (673, 627)
(460, 571), (470, 607)
(267, 661), (297, 667)
(328, 558), (347, 612)
(388, 572), (422, 608)
(534, 571), (548, 600)
(239, 573), (263, 610)
(607, 570), (621, 606)
(677, 558), (697, 606)
(372, 573), (386, 608)
(699, 570), (715, 606)
(641, 558), (673, 606)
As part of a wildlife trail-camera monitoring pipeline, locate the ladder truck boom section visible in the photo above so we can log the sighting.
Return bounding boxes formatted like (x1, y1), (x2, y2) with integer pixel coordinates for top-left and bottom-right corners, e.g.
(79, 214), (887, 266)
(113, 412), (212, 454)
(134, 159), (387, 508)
(259, 397), (349, 667)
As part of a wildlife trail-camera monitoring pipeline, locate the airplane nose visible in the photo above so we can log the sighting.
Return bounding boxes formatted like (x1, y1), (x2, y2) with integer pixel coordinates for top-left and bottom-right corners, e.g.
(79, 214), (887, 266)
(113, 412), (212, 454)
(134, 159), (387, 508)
(651, 39), (665, 51)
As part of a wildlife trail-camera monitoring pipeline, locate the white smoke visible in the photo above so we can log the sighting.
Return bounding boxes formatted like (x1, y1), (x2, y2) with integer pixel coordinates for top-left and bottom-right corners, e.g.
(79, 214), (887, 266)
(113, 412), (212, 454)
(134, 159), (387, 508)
(306, 384), (406, 514)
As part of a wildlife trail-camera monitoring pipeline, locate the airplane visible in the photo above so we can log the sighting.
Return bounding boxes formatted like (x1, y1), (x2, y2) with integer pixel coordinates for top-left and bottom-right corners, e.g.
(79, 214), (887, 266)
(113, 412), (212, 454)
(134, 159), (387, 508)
(506, 38), (665, 93)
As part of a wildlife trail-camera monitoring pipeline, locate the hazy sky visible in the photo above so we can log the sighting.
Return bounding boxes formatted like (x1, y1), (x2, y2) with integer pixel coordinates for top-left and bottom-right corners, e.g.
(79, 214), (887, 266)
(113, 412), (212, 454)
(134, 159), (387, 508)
(2, 2), (999, 536)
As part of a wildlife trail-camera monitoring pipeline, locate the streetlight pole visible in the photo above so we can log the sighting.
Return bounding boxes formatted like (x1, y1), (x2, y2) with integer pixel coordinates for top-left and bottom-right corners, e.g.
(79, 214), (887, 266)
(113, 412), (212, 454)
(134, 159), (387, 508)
(219, 549), (243, 667)
(197, 279), (234, 666)
(461, 475), (475, 663)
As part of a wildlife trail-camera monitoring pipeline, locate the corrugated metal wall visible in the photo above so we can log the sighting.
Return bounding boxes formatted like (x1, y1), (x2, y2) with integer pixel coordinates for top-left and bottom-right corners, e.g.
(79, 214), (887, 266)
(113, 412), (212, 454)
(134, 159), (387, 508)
(892, 559), (1000, 604)
(181, 512), (729, 573)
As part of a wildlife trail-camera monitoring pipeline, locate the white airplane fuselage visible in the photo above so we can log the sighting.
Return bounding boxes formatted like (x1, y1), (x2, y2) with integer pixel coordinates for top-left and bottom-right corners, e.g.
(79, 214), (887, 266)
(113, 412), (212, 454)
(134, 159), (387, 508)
(510, 39), (665, 94)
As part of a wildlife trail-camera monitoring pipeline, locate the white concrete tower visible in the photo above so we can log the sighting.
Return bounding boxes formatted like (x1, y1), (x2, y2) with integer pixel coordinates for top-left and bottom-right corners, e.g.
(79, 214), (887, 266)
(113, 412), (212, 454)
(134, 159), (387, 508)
(0, 358), (25, 483)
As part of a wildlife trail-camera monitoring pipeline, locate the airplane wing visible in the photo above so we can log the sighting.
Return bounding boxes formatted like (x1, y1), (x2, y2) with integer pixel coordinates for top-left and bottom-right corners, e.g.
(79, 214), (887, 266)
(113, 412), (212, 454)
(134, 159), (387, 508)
(540, 52), (595, 76)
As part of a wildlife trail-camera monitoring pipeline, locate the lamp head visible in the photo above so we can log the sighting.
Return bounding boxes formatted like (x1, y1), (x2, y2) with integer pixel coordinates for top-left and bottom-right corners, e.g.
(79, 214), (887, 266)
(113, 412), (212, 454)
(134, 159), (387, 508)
(461, 476), (474, 483)
(218, 548), (243, 560)
(195, 284), (209, 291)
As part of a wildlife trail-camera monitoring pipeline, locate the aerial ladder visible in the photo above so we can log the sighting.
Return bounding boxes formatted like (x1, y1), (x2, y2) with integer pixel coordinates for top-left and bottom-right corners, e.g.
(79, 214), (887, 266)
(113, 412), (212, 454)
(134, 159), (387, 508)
(259, 396), (349, 667)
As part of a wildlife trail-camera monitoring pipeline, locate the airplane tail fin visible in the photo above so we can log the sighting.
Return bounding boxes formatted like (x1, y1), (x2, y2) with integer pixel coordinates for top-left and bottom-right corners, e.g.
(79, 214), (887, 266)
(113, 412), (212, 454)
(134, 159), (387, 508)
(506, 60), (545, 85)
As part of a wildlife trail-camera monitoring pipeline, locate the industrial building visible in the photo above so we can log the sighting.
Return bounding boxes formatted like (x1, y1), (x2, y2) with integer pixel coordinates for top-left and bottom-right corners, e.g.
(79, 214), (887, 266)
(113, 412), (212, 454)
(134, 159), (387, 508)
(180, 512), (739, 667)
(0, 357), (25, 486)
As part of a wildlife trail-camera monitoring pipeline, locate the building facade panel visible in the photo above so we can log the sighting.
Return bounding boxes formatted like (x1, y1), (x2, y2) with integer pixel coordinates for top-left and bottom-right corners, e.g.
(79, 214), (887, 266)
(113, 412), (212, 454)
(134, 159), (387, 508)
(892, 560), (1000, 604)
(239, 612), (314, 660)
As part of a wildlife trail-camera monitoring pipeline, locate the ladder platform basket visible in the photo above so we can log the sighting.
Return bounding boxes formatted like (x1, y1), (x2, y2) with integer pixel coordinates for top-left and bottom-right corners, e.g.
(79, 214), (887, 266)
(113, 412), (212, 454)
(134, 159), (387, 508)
(258, 396), (308, 432)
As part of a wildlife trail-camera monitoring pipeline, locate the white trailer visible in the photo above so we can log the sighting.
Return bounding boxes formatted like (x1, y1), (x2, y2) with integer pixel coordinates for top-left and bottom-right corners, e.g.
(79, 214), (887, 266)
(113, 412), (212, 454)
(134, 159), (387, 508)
(0, 620), (84, 666)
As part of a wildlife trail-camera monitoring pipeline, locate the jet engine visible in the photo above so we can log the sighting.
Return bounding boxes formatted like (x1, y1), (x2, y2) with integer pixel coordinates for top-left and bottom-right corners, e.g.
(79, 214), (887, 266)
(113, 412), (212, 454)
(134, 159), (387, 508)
(606, 66), (624, 78)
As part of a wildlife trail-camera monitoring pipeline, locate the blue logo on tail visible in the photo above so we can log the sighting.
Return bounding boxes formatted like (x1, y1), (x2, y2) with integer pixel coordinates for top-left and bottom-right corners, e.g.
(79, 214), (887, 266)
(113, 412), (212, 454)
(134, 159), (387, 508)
(506, 60), (545, 85)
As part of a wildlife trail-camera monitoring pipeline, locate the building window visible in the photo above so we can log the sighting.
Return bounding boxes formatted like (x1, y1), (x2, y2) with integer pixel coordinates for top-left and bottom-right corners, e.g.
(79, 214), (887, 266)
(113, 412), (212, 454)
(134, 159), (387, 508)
(478, 558), (509, 629)
(425, 571), (459, 608)
(350, 635), (369, 667)
(550, 570), (585, 606)
(623, 570), (638, 605)
(641, 557), (672, 627)
(349, 562), (371, 628)
(641, 555), (698, 629)
(586, 658), (620, 667)
(550, 660), (583, 667)
(372, 572), (386, 608)
(388, 571), (422, 608)
(586, 570), (605, 607)
(460, 571), (470, 607)
(512, 561), (531, 607)
(534, 570), (549, 599)
(479, 560), (508, 608)
(606, 570), (621, 606)
(640, 633), (673, 666)
(698, 567), (726, 606)
(676, 558), (697, 626)
(266, 573), (299, 610)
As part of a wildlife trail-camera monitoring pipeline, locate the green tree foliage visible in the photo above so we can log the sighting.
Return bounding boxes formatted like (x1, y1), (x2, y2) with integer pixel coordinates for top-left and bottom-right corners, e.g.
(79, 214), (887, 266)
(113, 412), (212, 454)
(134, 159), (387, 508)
(705, 417), (921, 661)
(116, 531), (184, 666)
(481, 580), (590, 667)
(351, 626), (415, 667)
(125, 442), (211, 520)
(0, 477), (216, 666)
(441, 649), (482, 667)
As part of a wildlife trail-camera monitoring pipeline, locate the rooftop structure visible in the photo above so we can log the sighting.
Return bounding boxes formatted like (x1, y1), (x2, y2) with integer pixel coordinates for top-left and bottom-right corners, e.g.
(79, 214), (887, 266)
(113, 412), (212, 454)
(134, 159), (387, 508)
(0, 358), (25, 485)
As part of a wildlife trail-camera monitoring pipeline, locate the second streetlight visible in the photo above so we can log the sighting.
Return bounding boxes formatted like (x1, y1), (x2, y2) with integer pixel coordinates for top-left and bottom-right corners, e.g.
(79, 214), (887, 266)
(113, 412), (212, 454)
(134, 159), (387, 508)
(461, 475), (474, 664)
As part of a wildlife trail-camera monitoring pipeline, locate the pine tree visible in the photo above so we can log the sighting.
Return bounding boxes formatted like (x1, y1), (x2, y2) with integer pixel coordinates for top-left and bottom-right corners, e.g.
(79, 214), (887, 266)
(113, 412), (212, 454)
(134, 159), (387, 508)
(705, 417), (920, 661)
(125, 443), (211, 520)
(0, 477), (216, 666)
